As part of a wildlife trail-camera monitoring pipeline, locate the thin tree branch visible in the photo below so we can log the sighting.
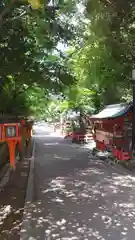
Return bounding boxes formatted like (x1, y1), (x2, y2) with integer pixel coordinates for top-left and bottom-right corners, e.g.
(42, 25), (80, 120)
(105, 0), (116, 8)
(6, 9), (27, 22)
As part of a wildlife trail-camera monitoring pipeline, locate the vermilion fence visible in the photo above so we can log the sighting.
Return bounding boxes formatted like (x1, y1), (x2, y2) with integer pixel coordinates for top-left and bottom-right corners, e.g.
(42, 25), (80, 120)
(0, 116), (33, 169)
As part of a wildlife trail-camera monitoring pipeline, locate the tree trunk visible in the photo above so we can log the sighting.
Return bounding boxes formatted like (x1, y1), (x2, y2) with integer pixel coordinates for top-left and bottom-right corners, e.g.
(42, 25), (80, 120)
(79, 109), (86, 134)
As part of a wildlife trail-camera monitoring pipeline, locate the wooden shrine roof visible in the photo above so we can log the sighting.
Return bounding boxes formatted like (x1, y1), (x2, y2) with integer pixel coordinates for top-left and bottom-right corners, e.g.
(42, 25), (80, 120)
(90, 102), (132, 120)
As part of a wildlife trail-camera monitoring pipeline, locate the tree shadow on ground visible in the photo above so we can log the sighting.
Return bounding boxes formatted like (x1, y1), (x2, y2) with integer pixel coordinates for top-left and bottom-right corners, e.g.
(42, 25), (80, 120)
(20, 137), (135, 240)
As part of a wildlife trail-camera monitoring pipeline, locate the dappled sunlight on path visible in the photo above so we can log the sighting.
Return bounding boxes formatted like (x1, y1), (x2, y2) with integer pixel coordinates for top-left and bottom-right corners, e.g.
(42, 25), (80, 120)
(21, 135), (135, 240)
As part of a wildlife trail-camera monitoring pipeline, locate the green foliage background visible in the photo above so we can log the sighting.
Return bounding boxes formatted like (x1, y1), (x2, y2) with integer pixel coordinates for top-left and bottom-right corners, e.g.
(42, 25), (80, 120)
(0, 0), (134, 119)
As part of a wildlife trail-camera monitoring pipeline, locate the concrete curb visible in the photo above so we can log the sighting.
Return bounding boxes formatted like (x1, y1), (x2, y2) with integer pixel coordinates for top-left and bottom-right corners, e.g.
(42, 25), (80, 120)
(24, 137), (35, 202)
(20, 137), (36, 240)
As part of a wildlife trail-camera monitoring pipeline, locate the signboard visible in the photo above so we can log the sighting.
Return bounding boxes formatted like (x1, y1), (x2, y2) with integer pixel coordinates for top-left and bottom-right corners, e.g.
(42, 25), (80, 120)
(1, 123), (20, 140)
(5, 126), (16, 138)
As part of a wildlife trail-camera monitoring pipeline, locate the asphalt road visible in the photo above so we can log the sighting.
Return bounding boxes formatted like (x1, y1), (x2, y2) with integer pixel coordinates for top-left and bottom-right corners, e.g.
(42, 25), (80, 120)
(21, 125), (135, 240)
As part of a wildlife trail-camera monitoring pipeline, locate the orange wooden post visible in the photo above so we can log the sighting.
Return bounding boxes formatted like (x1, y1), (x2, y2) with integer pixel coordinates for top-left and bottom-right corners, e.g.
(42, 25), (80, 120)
(7, 140), (17, 169)
(18, 137), (22, 152)
(25, 121), (33, 144)
(20, 119), (25, 125)
(28, 123), (32, 139)
(24, 126), (27, 142)
(20, 119), (29, 146)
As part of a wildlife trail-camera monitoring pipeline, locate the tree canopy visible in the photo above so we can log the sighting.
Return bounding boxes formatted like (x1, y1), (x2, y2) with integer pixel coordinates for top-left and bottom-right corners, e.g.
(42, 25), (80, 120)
(60, 0), (135, 115)
(0, 0), (78, 115)
(0, 0), (134, 118)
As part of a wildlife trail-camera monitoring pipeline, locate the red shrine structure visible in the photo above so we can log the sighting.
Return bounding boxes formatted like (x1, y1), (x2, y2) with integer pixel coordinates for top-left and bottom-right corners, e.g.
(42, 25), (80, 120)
(89, 102), (133, 161)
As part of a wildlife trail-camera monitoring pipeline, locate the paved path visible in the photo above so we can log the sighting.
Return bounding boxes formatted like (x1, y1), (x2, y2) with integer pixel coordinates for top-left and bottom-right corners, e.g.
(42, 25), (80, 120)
(21, 126), (135, 240)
